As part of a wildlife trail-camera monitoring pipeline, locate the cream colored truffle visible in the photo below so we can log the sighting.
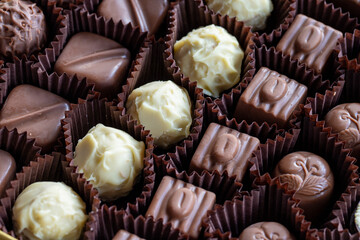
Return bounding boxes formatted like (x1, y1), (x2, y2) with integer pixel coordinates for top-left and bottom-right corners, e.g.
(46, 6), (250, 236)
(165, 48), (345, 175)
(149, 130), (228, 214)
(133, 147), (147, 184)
(126, 81), (192, 149)
(174, 24), (244, 97)
(73, 124), (145, 200)
(205, 0), (273, 31)
(12, 182), (87, 240)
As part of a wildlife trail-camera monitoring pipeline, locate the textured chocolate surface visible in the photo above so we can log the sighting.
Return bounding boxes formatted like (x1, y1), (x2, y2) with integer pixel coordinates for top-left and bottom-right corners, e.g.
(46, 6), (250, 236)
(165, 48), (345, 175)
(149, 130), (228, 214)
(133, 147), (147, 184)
(189, 123), (260, 181)
(145, 176), (216, 239)
(273, 151), (334, 222)
(325, 103), (360, 158)
(113, 230), (144, 240)
(0, 0), (47, 60)
(276, 14), (342, 74)
(0, 150), (15, 197)
(54, 32), (131, 99)
(239, 222), (296, 240)
(0, 85), (70, 153)
(97, 0), (169, 36)
(234, 67), (307, 128)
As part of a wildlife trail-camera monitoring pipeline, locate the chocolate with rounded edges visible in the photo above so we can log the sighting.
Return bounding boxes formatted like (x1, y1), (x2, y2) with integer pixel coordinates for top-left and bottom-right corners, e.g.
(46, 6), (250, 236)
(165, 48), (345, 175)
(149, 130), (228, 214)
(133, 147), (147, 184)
(145, 176), (216, 239)
(0, 150), (15, 197)
(0, 85), (70, 153)
(234, 67), (307, 128)
(97, 0), (169, 36)
(189, 122), (260, 181)
(0, 0), (47, 60)
(54, 32), (131, 99)
(276, 14), (342, 74)
(239, 222), (296, 240)
(113, 230), (145, 240)
(325, 103), (360, 158)
(273, 151), (334, 222)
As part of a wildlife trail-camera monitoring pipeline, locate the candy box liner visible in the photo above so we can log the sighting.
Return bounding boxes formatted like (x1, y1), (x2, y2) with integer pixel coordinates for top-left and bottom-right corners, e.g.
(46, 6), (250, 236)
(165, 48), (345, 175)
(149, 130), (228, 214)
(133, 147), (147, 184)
(163, 0), (256, 97)
(62, 96), (155, 217)
(0, 152), (100, 239)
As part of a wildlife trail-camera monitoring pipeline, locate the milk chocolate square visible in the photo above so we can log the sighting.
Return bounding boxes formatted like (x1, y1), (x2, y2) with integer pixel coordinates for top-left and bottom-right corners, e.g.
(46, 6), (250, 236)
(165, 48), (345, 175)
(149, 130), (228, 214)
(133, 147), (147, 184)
(0, 150), (15, 197)
(276, 14), (342, 74)
(113, 230), (144, 240)
(189, 123), (260, 181)
(234, 67), (307, 128)
(145, 176), (216, 239)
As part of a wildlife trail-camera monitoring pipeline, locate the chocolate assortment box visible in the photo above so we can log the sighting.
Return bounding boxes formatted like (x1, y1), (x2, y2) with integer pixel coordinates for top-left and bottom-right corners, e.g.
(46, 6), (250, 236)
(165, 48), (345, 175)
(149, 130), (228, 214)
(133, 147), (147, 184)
(1, 0), (360, 239)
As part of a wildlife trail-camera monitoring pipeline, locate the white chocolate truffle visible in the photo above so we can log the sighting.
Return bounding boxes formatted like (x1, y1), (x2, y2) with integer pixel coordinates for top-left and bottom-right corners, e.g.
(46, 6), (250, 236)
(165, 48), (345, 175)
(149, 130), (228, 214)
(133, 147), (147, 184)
(126, 81), (192, 149)
(205, 0), (274, 31)
(73, 124), (145, 200)
(12, 182), (87, 240)
(174, 24), (244, 97)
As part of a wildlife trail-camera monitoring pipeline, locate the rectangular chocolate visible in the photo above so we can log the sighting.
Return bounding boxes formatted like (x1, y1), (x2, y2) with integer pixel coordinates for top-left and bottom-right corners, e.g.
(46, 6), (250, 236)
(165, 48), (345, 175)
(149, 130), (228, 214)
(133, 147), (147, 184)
(276, 14), (342, 74)
(113, 230), (144, 240)
(0, 150), (15, 197)
(145, 176), (216, 239)
(234, 67), (307, 128)
(189, 123), (260, 181)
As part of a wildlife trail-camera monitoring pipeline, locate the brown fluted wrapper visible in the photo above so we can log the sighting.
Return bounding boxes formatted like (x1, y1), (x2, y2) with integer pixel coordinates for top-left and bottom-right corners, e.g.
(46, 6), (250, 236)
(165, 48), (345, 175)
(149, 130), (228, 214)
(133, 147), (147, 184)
(62, 96), (155, 217)
(0, 153), (100, 238)
(204, 175), (313, 239)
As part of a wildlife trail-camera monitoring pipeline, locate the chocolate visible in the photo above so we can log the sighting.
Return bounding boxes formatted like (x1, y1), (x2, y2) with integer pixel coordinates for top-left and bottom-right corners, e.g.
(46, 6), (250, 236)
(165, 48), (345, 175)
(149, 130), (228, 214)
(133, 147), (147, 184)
(325, 103), (360, 158)
(97, 0), (169, 36)
(0, 150), (15, 197)
(113, 230), (144, 240)
(276, 14), (342, 74)
(0, 85), (70, 153)
(0, 0), (47, 60)
(54, 32), (131, 99)
(234, 67), (307, 128)
(327, 0), (360, 18)
(189, 123), (260, 181)
(145, 176), (216, 239)
(273, 151), (334, 222)
(238, 222), (296, 240)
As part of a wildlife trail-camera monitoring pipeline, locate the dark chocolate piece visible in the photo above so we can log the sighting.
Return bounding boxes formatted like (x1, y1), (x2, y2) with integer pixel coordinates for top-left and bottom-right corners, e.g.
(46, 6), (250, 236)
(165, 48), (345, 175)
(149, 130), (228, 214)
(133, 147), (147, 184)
(189, 123), (260, 181)
(97, 0), (169, 36)
(276, 14), (342, 74)
(234, 67), (307, 128)
(113, 230), (144, 240)
(239, 222), (296, 240)
(0, 150), (16, 197)
(0, 85), (70, 153)
(327, 0), (360, 18)
(0, 0), (47, 60)
(273, 151), (334, 222)
(54, 32), (131, 99)
(145, 176), (216, 239)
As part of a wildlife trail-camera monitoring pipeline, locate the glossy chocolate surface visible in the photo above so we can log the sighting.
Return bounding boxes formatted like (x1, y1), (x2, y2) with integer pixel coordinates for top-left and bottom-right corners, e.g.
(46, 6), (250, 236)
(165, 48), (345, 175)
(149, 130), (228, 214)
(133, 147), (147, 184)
(0, 85), (70, 153)
(273, 151), (334, 222)
(54, 32), (131, 99)
(234, 67), (307, 128)
(239, 222), (296, 240)
(113, 230), (144, 240)
(0, 150), (15, 197)
(276, 14), (342, 74)
(145, 176), (216, 239)
(97, 0), (169, 36)
(189, 123), (260, 181)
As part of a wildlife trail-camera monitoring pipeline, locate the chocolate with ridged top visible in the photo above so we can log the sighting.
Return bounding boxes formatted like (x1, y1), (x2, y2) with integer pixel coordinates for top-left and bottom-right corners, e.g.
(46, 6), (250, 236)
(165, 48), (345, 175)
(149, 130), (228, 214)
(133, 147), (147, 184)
(239, 222), (296, 240)
(0, 150), (16, 197)
(113, 230), (144, 240)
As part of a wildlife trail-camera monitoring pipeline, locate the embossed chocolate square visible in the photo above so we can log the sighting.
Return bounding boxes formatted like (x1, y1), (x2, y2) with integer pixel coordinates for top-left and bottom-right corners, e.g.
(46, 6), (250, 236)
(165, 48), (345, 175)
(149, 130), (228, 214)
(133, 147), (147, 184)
(276, 14), (342, 74)
(189, 123), (260, 181)
(145, 176), (216, 239)
(234, 67), (307, 128)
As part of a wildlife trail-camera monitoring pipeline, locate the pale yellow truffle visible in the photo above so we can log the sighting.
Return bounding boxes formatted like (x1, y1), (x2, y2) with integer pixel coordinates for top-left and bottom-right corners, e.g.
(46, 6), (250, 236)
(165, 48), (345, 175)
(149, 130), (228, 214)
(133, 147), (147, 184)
(205, 0), (274, 31)
(12, 182), (87, 240)
(73, 124), (145, 200)
(126, 81), (192, 149)
(174, 24), (244, 97)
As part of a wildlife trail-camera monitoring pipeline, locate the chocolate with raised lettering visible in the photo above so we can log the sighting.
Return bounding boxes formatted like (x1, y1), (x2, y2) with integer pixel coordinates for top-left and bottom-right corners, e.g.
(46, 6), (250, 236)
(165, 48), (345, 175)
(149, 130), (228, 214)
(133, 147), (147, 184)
(145, 176), (216, 239)
(273, 151), (334, 222)
(239, 222), (296, 240)
(0, 150), (16, 197)
(0, 85), (70, 153)
(113, 230), (144, 240)
(54, 32), (131, 99)
(189, 123), (260, 181)
(276, 14), (342, 74)
(234, 67), (307, 128)
(97, 0), (169, 36)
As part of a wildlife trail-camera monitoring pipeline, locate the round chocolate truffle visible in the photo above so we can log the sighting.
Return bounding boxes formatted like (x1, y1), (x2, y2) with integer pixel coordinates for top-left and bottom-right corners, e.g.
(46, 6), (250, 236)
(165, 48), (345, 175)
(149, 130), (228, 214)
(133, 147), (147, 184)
(239, 222), (296, 240)
(273, 151), (334, 222)
(0, 0), (47, 60)
(325, 103), (360, 158)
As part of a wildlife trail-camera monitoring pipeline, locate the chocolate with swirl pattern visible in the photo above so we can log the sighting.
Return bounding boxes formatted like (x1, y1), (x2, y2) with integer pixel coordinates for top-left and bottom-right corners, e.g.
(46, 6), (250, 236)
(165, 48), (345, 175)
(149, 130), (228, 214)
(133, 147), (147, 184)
(239, 222), (296, 240)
